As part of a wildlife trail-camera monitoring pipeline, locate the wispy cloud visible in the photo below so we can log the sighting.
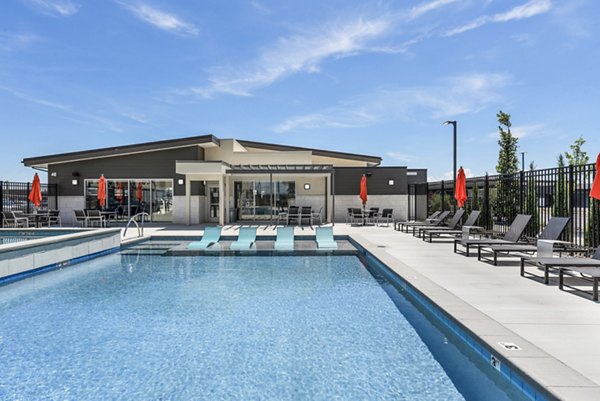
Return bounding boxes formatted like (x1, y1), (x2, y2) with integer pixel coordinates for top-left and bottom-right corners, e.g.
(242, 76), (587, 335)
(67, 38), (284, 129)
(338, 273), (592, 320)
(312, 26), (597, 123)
(444, 0), (552, 36)
(0, 85), (123, 132)
(187, 16), (392, 98)
(116, 1), (199, 36)
(0, 32), (39, 53)
(21, 0), (80, 17)
(387, 152), (417, 163)
(275, 73), (512, 133)
(408, 0), (460, 20)
(487, 123), (545, 139)
(428, 167), (474, 182)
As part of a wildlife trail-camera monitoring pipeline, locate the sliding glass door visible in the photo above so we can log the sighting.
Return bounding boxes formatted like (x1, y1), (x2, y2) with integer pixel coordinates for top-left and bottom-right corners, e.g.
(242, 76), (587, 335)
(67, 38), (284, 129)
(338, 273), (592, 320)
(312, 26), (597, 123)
(234, 180), (295, 220)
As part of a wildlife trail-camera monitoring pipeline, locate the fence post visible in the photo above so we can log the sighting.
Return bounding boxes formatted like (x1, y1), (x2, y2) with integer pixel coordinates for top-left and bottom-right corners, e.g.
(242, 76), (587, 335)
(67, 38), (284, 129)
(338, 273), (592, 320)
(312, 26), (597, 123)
(441, 180), (445, 212)
(568, 164), (575, 244)
(26, 182), (31, 214)
(520, 170), (525, 214)
(484, 173), (490, 230)
(0, 181), (3, 228)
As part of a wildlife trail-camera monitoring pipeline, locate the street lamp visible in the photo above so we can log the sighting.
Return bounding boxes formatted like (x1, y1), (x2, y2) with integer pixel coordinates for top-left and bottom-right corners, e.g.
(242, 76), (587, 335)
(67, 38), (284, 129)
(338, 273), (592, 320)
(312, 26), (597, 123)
(520, 151), (526, 172)
(443, 120), (457, 211)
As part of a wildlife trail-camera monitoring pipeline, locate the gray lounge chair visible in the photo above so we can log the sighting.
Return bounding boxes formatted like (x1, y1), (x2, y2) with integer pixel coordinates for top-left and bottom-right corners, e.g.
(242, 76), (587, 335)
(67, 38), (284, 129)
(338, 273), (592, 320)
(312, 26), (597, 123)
(479, 217), (571, 265)
(453, 214), (532, 257)
(395, 211), (441, 231)
(230, 227), (257, 250)
(188, 226), (221, 249)
(521, 246), (600, 285)
(422, 210), (481, 243)
(406, 211), (451, 235)
(274, 226), (295, 251)
(316, 227), (337, 249)
(558, 263), (600, 301)
(415, 209), (464, 238)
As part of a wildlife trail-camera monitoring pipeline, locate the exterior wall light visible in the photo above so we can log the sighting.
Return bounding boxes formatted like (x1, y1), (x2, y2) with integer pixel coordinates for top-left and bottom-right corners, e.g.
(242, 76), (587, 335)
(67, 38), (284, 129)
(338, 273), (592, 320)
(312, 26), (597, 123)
(304, 183), (311, 190)
(72, 179), (78, 186)
(178, 179), (184, 185)
(388, 179), (395, 186)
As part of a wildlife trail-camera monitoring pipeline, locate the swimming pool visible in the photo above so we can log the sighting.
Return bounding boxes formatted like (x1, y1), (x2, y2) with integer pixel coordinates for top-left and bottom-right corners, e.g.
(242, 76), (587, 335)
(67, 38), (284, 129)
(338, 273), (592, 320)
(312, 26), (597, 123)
(0, 253), (530, 400)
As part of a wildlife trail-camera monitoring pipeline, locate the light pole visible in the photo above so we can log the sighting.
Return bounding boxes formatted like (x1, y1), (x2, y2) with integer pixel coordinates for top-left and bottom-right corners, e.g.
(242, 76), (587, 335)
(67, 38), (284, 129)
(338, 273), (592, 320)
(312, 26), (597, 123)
(520, 151), (526, 171)
(444, 120), (457, 211)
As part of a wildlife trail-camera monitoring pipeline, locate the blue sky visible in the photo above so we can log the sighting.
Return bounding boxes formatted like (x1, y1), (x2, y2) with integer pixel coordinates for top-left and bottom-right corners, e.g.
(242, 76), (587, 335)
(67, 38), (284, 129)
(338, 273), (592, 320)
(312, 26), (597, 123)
(1, 0), (598, 181)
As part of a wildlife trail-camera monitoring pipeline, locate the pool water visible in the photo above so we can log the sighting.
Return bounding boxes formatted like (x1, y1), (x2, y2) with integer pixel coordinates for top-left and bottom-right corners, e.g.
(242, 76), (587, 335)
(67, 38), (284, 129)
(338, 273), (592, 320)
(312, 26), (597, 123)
(0, 255), (528, 400)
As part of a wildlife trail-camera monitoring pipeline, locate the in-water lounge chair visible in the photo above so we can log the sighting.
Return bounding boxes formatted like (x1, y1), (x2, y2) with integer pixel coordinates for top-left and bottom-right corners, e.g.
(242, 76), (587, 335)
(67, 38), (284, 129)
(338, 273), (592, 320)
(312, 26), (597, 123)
(230, 227), (257, 250)
(274, 226), (295, 251)
(479, 216), (571, 265)
(521, 246), (600, 285)
(422, 211), (481, 243)
(453, 214), (532, 257)
(188, 226), (221, 249)
(395, 211), (441, 231)
(316, 227), (338, 250)
(416, 209), (464, 238)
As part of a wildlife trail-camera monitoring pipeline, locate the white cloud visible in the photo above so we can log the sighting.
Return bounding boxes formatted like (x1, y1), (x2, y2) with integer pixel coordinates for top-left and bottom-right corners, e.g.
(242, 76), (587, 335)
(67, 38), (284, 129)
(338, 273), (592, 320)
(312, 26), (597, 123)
(487, 123), (545, 139)
(22, 0), (80, 17)
(275, 72), (512, 133)
(386, 152), (417, 163)
(116, 1), (199, 36)
(428, 167), (474, 182)
(408, 0), (460, 20)
(445, 0), (552, 36)
(0, 32), (39, 53)
(190, 16), (392, 98)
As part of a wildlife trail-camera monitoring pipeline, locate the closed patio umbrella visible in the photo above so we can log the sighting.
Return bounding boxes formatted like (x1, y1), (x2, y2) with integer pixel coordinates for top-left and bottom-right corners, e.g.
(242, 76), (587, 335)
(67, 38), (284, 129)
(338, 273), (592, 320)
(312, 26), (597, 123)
(28, 173), (42, 208)
(454, 167), (467, 208)
(136, 182), (143, 203)
(116, 181), (123, 204)
(591, 153), (600, 200)
(97, 174), (106, 208)
(360, 174), (368, 224)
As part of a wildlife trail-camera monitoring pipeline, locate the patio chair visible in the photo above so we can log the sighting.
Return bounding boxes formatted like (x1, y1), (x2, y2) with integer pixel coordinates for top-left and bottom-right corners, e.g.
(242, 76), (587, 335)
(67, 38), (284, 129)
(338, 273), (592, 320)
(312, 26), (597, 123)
(345, 208), (353, 225)
(300, 206), (313, 226)
(351, 208), (365, 225)
(415, 209), (464, 238)
(479, 216), (571, 265)
(453, 214), (532, 257)
(47, 210), (62, 227)
(521, 245), (600, 285)
(366, 208), (379, 225)
(311, 207), (323, 226)
(287, 206), (300, 226)
(401, 211), (451, 235)
(10, 211), (31, 228)
(316, 226), (338, 250)
(230, 227), (257, 250)
(375, 208), (394, 227)
(74, 210), (88, 227)
(558, 263), (600, 301)
(274, 226), (295, 251)
(395, 211), (441, 231)
(422, 211), (481, 243)
(188, 226), (221, 249)
(86, 210), (106, 227)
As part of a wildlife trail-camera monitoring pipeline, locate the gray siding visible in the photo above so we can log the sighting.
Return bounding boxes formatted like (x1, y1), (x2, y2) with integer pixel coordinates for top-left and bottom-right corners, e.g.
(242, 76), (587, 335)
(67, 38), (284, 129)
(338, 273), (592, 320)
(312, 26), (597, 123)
(48, 146), (205, 196)
(333, 167), (408, 195)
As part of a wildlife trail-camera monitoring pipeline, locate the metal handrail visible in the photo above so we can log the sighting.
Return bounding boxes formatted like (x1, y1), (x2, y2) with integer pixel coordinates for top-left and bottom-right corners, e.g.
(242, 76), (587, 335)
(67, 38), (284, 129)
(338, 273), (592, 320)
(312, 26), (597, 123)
(123, 212), (150, 238)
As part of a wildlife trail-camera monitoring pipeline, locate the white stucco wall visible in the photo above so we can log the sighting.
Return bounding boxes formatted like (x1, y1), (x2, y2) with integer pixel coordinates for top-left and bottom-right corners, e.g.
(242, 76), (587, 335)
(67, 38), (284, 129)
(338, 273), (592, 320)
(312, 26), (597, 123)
(57, 196), (85, 225)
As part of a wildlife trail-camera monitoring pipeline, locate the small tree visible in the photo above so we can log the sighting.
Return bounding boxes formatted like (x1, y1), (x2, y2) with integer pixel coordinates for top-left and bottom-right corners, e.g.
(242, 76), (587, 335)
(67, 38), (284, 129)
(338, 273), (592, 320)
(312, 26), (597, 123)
(565, 136), (589, 166)
(553, 154), (568, 217)
(495, 111), (520, 225)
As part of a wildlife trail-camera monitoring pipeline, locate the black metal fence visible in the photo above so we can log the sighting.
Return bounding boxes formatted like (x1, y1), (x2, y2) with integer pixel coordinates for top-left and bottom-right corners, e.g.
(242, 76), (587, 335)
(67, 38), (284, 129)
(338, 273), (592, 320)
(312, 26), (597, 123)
(0, 181), (58, 227)
(427, 163), (599, 248)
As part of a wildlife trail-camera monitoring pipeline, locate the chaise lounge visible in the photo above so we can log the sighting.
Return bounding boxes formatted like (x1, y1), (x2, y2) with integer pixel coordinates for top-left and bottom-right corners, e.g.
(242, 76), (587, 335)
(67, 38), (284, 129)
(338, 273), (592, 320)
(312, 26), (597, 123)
(521, 246), (600, 285)
(274, 226), (295, 251)
(415, 209), (464, 238)
(422, 210), (481, 243)
(316, 227), (338, 250)
(230, 227), (257, 250)
(188, 226), (222, 249)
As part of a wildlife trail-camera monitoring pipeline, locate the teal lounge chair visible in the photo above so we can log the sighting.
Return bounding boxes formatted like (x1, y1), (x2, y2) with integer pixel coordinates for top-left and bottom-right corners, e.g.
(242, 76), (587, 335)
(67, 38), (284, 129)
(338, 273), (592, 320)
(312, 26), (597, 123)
(274, 226), (295, 251)
(187, 226), (221, 249)
(230, 227), (257, 250)
(316, 227), (337, 249)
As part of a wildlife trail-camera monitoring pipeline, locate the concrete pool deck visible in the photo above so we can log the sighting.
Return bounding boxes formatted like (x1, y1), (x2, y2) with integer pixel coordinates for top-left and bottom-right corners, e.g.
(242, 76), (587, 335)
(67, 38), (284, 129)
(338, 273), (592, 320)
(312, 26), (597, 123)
(128, 223), (600, 400)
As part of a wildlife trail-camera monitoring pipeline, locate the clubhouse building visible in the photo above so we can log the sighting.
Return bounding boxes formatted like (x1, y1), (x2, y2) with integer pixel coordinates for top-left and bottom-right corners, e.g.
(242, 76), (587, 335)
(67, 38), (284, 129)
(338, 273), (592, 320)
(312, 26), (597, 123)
(22, 135), (427, 225)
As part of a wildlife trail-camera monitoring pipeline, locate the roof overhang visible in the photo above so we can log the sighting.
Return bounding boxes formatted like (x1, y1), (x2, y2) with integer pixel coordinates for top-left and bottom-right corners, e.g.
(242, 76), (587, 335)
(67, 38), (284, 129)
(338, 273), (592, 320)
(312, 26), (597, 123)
(227, 164), (333, 175)
(22, 135), (220, 169)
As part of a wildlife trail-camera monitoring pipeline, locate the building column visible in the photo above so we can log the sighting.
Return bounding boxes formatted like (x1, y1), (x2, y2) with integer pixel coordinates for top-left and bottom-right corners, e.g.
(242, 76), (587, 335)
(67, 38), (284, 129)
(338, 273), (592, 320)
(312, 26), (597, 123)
(185, 177), (191, 225)
(218, 175), (225, 226)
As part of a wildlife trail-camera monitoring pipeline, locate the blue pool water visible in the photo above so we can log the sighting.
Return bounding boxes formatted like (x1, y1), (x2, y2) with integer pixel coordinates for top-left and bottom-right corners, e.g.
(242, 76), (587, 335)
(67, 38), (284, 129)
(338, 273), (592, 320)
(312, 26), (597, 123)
(0, 254), (528, 400)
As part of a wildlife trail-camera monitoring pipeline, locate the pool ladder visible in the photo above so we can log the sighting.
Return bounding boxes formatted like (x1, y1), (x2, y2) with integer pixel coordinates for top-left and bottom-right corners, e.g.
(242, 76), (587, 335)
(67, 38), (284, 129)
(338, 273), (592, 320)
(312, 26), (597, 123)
(123, 212), (150, 238)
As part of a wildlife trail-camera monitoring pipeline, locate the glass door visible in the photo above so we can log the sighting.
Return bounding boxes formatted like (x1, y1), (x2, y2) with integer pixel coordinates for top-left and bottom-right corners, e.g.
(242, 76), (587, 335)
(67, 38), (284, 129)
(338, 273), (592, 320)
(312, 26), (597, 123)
(208, 185), (219, 222)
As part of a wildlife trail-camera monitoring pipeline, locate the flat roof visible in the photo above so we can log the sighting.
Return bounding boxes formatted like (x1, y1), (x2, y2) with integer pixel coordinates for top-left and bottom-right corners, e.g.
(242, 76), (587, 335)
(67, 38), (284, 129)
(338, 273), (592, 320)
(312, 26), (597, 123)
(227, 164), (333, 174)
(22, 135), (381, 168)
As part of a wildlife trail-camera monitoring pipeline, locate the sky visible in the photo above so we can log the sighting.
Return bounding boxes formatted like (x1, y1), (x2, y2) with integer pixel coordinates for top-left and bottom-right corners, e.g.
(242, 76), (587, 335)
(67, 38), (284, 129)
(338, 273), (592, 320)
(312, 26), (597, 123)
(1, 0), (598, 182)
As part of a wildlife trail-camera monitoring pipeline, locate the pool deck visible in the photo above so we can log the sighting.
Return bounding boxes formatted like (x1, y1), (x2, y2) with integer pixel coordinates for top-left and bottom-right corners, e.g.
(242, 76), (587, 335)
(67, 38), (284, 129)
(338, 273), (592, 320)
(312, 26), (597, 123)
(128, 223), (600, 400)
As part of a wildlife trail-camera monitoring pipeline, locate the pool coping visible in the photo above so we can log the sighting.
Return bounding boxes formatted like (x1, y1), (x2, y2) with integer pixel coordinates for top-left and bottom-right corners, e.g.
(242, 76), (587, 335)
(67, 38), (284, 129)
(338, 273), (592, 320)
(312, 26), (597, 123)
(349, 233), (600, 401)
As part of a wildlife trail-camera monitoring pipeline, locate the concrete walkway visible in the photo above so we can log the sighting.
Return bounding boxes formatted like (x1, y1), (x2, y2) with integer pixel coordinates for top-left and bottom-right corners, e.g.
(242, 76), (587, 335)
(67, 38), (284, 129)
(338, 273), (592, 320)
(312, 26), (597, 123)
(127, 223), (600, 399)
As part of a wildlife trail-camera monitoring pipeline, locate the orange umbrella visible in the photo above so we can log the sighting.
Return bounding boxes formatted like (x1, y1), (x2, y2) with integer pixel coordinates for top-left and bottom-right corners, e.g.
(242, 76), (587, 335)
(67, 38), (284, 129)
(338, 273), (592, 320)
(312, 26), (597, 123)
(97, 174), (107, 208)
(116, 181), (123, 204)
(28, 173), (42, 208)
(136, 182), (143, 202)
(359, 174), (368, 205)
(591, 153), (600, 200)
(454, 167), (467, 208)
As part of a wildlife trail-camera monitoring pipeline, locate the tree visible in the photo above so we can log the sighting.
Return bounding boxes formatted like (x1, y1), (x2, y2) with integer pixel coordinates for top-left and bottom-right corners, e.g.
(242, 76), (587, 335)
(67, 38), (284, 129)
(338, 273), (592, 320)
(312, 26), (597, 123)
(553, 154), (568, 217)
(495, 111), (520, 174)
(494, 111), (520, 225)
(565, 136), (589, 166)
